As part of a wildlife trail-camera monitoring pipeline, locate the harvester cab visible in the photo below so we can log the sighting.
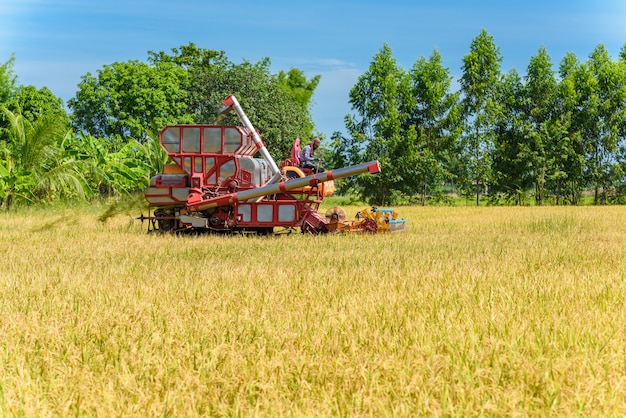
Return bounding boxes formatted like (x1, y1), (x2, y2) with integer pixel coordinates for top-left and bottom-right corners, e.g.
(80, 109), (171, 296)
(141, 94), (405, 235)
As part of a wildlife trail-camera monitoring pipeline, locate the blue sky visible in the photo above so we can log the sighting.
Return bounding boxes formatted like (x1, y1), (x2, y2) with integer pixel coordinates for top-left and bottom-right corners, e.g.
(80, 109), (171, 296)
(1, 0), (625, 138)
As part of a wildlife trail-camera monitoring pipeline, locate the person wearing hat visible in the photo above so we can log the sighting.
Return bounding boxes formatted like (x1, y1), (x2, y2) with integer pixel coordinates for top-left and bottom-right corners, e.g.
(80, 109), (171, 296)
(300, 137), (324, 172)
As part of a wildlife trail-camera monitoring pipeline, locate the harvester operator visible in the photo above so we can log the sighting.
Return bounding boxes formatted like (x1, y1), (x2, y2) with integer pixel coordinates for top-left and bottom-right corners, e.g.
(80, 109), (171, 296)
(301, 138), (324, 173)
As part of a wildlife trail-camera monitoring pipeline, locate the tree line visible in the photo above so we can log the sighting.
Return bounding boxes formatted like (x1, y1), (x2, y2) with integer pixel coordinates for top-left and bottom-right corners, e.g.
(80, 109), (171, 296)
(329, 30), (626, 206)
(2, 31), (626, 208)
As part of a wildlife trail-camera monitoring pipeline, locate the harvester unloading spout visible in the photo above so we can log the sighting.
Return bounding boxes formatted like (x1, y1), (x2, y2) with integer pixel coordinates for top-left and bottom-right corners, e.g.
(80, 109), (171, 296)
(141, 94), (406, 235)
(219, 95), (281, 184)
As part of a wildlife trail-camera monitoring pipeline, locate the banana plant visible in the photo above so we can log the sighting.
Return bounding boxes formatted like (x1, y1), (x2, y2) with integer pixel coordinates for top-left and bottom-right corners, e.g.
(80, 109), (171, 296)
(0, 107), (87, 208)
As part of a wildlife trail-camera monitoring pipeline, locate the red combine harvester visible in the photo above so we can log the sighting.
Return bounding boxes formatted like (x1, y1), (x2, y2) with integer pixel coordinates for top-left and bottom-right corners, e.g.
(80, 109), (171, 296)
(141, 95), (405, 235)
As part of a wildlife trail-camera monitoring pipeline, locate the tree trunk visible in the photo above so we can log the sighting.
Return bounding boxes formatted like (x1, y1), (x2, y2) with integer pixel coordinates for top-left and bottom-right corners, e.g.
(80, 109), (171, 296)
(475, 181), (480, 206)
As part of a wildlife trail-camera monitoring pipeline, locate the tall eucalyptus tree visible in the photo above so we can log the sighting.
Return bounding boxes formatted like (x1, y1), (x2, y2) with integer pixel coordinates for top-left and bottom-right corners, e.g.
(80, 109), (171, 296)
(408, 49), (462, 204)
(585, 44), (626, 203)
(460, 29), (503, 205)
(524, 47), (559, 205)
(345, 43), (414, 204)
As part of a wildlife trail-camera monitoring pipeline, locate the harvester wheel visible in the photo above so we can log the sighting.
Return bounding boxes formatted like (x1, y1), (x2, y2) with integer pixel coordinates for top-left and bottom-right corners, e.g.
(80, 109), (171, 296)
(154, 209), (176, 232)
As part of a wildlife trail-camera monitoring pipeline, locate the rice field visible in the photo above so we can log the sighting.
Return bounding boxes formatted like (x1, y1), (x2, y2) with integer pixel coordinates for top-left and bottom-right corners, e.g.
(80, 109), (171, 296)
(1, 202), (625, 416)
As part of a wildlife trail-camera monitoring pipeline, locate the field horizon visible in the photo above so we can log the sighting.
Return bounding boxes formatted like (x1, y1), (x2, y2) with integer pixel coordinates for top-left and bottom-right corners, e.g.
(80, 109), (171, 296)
(1, 202), (625, 416)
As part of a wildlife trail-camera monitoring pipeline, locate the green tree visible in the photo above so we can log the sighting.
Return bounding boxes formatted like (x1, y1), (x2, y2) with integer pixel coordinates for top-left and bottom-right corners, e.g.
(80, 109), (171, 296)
(1, 84), (70, 168)
(278, 67), (321, 136)
(278, 68), (320, 115)
(0, 54), (17, 104)
(491, 69), (531, 204)
(68, 60), (191, 141)
(562, 45), (626, 204)
(523, 47), (558, 205)
(460, 29), (503, 205)
(147, 43), (228, 119)
(7, 85), (69, 126)
(408, 49), (462, 205)
(618, 45), (626, 200)
(278, 67), (320, 108)
(0, 56), (70, 148)
(148, 42), (228, 69)
(556, 52), (586, 204)
(585, 44), (626, 203)
(544, 114), (580, 204)
(346, 43), (414, 204)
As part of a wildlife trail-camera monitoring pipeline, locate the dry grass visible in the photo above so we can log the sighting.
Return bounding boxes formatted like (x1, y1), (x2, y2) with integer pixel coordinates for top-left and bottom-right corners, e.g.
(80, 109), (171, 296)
(1, 203), (625, 416)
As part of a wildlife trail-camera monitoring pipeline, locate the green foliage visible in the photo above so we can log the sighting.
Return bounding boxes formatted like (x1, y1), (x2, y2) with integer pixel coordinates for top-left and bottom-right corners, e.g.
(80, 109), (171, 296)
(345, 44), (414, 205)
(344, 44), (463, 206)
(0, 66), (68, 144)
(339, 32), (626, 206)
(0, 54), (17, 104)
(521, 47), (559, 205)
(0, 107), (87, 208)
(554, 53), (587, 204)
(277, 67), (321, 108)
(68, 60), (192, 140)
(408, 50), (462, 205)
(7, 85), (68, 124)
(490, 69), (530, 203)
(584, 44), (626, 204)
(460, 29), (503, 206)
(277, 67), (320, 137)
(148, 42), (229, 69)
(64, 132), (153, 197)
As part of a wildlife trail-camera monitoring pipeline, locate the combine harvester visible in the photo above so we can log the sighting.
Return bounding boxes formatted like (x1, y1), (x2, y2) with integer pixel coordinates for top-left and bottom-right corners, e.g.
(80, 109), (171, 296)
(141, 95), (405, 235)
